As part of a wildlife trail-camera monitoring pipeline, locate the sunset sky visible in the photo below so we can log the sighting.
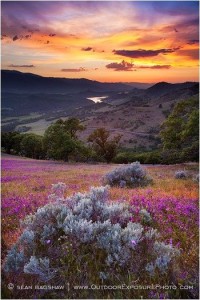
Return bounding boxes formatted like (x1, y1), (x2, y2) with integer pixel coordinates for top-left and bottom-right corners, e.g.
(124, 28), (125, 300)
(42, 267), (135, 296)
(1, 1), (199, 83)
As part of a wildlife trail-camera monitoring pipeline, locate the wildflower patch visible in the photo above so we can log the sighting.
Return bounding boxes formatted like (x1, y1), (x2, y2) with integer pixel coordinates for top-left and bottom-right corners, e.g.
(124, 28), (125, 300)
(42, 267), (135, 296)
(4, 184), (179, 285)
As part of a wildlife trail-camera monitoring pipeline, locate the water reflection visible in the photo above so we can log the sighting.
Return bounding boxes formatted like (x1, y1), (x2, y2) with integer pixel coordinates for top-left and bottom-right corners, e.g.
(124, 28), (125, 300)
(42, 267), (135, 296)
(87, 96), (108, 103)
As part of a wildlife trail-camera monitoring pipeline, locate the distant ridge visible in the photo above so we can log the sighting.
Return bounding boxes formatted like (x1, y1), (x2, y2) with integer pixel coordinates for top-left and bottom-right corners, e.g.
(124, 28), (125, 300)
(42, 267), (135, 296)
(146, 81), (198, 98)
(1, 70), (132, 93)
(2, 70), (197, 94)
(123, 82), (153, 89)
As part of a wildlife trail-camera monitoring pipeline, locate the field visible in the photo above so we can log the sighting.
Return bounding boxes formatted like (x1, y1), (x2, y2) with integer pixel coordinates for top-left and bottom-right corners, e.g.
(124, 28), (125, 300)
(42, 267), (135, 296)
(1, 154), (199, 299)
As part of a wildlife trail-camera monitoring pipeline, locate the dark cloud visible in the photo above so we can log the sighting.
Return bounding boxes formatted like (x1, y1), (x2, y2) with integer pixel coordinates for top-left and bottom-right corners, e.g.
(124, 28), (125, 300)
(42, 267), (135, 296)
(113, 48), (179, 58)
(12, 34), (31, 41)
(139, 65), (171, 69)
(13, 35), (19, 41)
(187, 39), (199, 45)
(81, 47), (93, 51)
(106, 60), (134, 71)
(106, 61), (171, 71)
(61, 67), (87, 72)
(49, 33), (56, 37)
(82, 48), (105, 53)
(8, 64), (35, 68)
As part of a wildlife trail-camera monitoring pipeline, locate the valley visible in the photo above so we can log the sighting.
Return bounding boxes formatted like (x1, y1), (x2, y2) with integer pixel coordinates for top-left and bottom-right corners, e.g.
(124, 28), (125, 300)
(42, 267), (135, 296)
(1, 70), (199, 150)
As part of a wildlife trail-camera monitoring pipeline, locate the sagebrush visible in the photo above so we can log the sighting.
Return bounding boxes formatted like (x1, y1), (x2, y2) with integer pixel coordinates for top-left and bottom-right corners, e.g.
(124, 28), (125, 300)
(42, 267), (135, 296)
(174, 170), (188, 179)
(4, 184), (180, 299)
(103, 161), (153, 188)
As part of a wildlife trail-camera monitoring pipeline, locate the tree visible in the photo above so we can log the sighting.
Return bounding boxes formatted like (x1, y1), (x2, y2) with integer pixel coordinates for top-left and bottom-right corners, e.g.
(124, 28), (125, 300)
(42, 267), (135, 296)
(88, 128), (122, 163)
(160, 95), (199, 162)
(12, 133), (24, 154)
(54, 118), (85, 138)
(1, 132), (21, 154)
(43, 119), (85, 161)
(20, 133), (45, 159)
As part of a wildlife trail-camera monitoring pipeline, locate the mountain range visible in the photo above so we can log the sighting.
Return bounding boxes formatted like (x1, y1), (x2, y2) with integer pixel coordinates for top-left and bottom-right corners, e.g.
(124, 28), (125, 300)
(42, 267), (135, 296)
(2, 70), (133, 93)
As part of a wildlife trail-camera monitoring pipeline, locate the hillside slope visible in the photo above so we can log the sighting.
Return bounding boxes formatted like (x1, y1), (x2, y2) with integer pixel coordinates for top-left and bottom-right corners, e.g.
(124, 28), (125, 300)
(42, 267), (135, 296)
(1, 70), (199, 150)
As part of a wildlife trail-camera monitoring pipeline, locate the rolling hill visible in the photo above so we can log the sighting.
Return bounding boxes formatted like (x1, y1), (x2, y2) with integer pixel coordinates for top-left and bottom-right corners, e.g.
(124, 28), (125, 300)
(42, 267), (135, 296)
(1, 70), (199, 150)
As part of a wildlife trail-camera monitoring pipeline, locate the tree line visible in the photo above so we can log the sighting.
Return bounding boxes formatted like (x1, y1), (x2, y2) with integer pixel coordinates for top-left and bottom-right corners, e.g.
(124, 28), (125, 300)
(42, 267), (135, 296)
(1, 96), (199, 164)
(1, 118), (122, 163)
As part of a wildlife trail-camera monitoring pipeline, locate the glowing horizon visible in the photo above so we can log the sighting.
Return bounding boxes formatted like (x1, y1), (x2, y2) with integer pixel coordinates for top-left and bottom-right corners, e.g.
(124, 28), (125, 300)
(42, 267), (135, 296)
(1, 1), (199, 83)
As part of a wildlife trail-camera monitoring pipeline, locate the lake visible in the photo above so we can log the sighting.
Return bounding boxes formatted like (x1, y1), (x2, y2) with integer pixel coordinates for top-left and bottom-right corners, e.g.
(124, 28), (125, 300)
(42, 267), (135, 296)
(87, 96), (108, 103)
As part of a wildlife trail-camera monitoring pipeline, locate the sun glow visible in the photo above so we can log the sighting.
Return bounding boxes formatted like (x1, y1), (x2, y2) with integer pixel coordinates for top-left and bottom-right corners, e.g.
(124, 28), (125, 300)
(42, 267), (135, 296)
(1, 1), (199, 82)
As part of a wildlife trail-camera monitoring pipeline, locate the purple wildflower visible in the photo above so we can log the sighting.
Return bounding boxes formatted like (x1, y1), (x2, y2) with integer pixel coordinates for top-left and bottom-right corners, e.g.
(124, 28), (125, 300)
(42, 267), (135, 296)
(131, 240), (137, 246)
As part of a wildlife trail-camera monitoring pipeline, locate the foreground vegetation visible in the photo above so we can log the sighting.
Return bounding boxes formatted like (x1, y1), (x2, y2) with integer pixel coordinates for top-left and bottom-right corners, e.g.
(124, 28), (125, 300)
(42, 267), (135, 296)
(2, 155), (199, 299)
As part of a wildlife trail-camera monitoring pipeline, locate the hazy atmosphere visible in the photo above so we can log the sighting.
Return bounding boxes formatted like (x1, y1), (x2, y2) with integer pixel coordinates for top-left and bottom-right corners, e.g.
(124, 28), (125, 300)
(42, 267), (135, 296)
(1, 1), (199, 82)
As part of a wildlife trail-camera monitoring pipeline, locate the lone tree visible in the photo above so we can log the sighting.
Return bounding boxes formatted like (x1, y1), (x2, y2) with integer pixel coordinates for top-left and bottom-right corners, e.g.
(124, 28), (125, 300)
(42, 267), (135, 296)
(43, 118), (85, 161)
(88, 128), (122, 163)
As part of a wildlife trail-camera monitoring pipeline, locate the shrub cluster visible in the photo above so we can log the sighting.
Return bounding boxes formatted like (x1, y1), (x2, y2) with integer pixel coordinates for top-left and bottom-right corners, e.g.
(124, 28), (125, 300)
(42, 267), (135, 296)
(174, 170), (188, 179)
(103, 161), (153, 188)
(113, 151), (162, 164)
(4, 184), (179, 290)
(114, 146), (199, 165)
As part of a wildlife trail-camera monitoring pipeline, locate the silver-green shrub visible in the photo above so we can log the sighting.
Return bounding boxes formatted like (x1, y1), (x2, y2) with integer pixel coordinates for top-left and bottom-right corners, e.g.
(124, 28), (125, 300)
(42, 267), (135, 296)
(103, 161), (153, 188)
(4, 184), (179, 284)
(174, 170), (188, 179)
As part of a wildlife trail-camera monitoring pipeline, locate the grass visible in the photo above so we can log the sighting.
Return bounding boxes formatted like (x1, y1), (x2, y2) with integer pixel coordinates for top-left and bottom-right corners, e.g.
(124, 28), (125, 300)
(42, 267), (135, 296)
(1, 154), (199, 299)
